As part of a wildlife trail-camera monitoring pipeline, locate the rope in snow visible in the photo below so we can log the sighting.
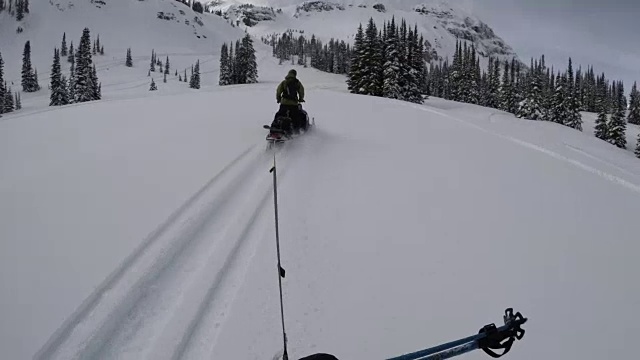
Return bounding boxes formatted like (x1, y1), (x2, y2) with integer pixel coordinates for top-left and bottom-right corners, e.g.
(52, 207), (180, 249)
(270, 153), (289, 360)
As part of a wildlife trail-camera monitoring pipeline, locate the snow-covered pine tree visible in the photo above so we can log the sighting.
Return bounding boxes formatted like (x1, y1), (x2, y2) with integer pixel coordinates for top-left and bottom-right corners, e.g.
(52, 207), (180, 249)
(68, 42), (74, 63)
(74, 27), (96, 103)
(635, 134), (640, 158)
(551, 72), (568, 124)
(382, 19), (402, 100)
(164, 56), (170, 75)
(68, 60), (76, 102)
(219, 43), (230, 85)
(149, 78), (157, 91)
(242, 33), (258, 83)
(499, 59), (511, 112)
(564, 58), (582, 130)
(0, 52), (4, 114)
(4, 84), (14, 113)
(150, 49), (155, 72)
(189, 60), (200, 89)
(347, 24), (365, 94)
(125, 48), (133, 67)
(0, 0), (5, 13)
(184, 69), (187, 82)
(91, 64), (100, 100)
(50, 48), (69, 106)
(402, 25), (423, 104)
(21, 40), (38, 92)
(24, 0), (28, 14)
(628, 81), (640, 125)
(61, 33), (68, 56)
(516, 58), (543, 120)
(16, 0), (24, 20)
(361, 18), (383, 96)
(608, 81), (627, 149)
(486, 57), (500, 108)
(96, 35), (100, 55)
(163, 72), (167, 83)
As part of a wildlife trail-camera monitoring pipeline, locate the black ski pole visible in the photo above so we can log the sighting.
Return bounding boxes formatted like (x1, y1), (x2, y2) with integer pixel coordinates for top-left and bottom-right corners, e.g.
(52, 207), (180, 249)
(270, 153), (288, 360)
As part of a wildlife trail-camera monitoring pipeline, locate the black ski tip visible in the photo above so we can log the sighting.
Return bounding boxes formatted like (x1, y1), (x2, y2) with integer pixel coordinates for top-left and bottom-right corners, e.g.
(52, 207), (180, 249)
(270, 166), (275, 173)
(279, 266), (286, 278)
(263, 124), (271, 129)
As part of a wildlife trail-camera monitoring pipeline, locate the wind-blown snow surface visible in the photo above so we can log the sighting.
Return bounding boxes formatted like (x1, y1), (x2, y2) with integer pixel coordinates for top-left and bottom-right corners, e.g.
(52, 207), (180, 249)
(2, 52), (640, 360)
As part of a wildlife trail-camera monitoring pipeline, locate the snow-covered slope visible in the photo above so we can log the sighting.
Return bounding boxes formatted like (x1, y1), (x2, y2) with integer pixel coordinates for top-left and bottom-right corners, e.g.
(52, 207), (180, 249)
(0, 0), (247, 112)
(207, 0), (519, 63)
(2, 48), (640, 360)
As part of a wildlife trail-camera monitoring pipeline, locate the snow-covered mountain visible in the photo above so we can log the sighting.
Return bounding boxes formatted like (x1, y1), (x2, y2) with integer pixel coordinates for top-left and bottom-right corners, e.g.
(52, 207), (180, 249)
(206, 0), (519, 63)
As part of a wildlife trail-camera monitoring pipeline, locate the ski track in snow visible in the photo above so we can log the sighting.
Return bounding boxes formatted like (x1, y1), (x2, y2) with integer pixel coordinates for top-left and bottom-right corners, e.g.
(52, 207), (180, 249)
(33, 140), (301, 360)
(414, 104), (640, 196)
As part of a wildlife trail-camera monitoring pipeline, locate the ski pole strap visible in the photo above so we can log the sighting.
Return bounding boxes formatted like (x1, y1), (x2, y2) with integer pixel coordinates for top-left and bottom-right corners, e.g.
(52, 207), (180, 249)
(478, 309), (526, 359)
(386, 308), (527, 360)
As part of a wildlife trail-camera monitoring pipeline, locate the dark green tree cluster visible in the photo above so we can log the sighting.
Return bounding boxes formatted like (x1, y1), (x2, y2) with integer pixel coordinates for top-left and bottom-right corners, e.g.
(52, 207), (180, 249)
(347, 17), (427, 104)
(268, 31), (352, 75)
(1, 0), (29, 20)
(219, 33), (258, 85)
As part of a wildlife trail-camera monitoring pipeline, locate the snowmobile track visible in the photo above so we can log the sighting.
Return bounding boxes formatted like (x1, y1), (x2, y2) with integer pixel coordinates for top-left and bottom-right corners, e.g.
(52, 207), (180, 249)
(35, 143), (291, 360)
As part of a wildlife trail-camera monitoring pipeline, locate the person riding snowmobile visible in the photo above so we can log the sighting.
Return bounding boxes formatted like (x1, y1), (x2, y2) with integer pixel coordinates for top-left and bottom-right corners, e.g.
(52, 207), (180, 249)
(272, 69), (307, 134)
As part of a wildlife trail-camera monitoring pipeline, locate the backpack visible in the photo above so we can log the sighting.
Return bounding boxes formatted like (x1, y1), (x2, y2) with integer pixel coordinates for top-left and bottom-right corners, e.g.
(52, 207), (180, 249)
(282, 79), (300, 101)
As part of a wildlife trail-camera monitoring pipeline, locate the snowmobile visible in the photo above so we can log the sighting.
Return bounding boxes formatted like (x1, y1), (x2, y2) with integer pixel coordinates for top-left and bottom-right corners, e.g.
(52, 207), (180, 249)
(264, 104), (314, 145)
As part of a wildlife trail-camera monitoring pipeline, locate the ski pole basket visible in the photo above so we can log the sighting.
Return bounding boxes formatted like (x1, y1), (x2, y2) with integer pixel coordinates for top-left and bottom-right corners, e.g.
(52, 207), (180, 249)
(387, 308), (527, 360)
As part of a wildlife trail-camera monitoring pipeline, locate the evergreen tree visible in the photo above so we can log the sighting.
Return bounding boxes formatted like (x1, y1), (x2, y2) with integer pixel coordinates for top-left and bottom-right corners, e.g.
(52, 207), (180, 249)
(50, 48), (69, 106)
(100, 46), (104, 56)
(628, 82), (640, 125)
(125, 48), (133, 67)
(236, 33), (258, 84)
(516, 58), (543, 120)
(382, 19), (402, 99)
(21, 40), (38, 92)
(487, 57), (500, 108)
(551, 72), (568, 124)
(499, 59), (512, 112)
(219, 43), (231, 85)
(184, 69), (187, 82)
(608, 81), (627, 149)
(165, 56), (170, 75)
(150, 49), (156, 72)
(74, 27), (97, 103)
(68, 60), (76, 103)
(16, 0), (24, 20)
(360, 18), (383, 96)
(68, 42), (74, 63)
(635, 134), (640, 158)
(564, 58), (582, 130)
(4, 84), (14, 113)
(0, 52), (4, 115)
(163, 72), (167, 83)
(61, 33), (68, 57)
(0, 0), (5, 13)
(91, 65), (100, 100)
(189, 60), (200, 89)
(24, 0), (28, 14)
(347, 24), (365, 93)
(149, 78), (157, 91)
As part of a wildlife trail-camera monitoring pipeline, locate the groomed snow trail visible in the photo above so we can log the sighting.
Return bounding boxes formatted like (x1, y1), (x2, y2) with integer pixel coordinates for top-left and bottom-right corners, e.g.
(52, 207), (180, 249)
(33, 139), (304, 360)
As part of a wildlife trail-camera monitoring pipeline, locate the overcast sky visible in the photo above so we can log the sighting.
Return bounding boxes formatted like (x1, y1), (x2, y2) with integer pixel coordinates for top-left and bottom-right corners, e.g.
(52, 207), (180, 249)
(459, 0), (640, 90)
